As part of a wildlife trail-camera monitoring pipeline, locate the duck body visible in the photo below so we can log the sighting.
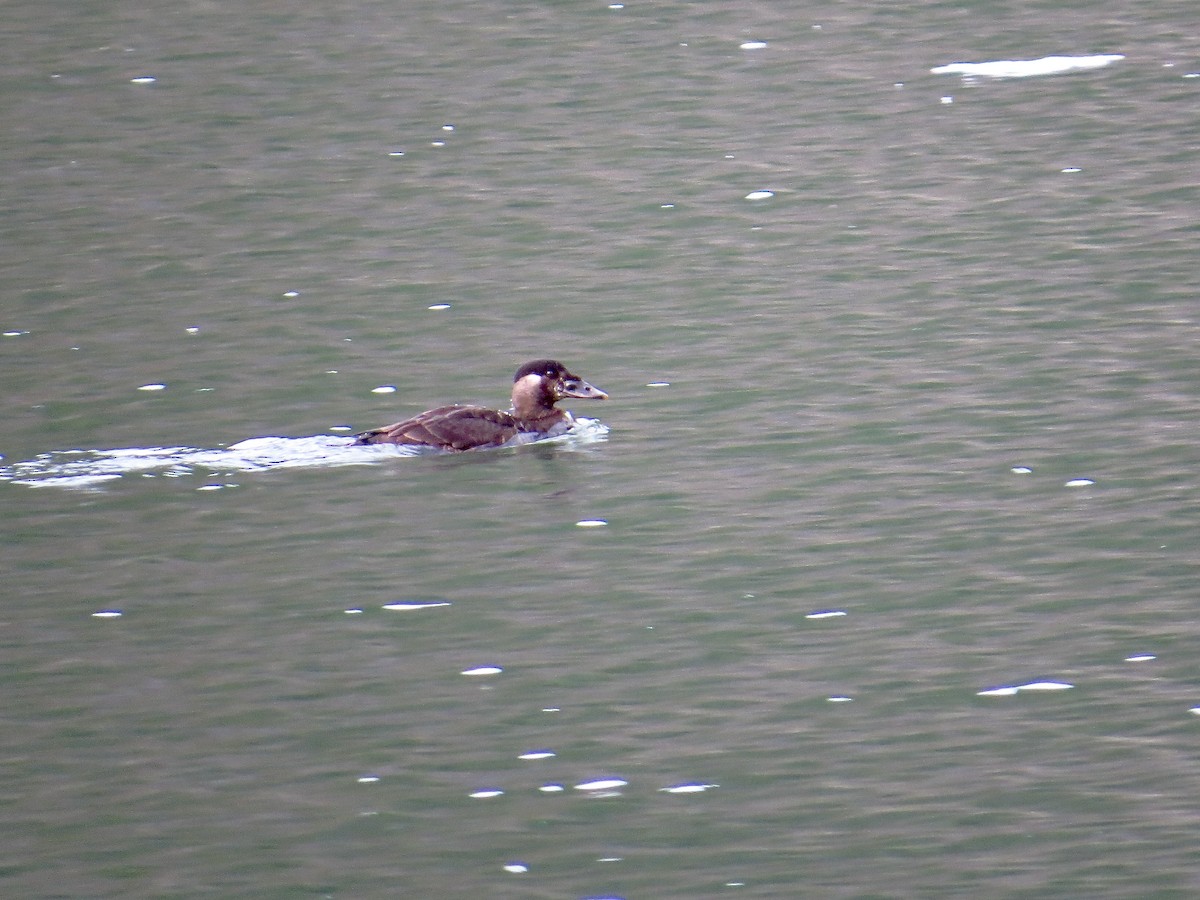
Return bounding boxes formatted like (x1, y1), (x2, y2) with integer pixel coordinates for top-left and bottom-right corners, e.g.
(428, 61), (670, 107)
(353, 359), (607, 452)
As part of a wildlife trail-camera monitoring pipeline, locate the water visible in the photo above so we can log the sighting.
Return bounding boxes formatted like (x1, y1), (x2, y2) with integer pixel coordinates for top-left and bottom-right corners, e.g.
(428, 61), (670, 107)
(4, 1), (1200, 897)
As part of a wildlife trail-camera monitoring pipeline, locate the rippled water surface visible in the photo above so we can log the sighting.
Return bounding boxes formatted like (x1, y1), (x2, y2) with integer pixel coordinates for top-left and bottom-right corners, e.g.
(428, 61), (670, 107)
(4, 1), (1200, 897)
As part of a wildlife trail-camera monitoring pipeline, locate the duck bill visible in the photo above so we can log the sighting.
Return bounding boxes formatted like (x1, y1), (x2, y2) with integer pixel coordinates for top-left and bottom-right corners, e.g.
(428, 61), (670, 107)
(558, 377), (608, 400)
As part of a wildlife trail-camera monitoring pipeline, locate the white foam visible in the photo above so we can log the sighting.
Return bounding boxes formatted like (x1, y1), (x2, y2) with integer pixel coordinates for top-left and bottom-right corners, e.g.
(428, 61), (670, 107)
(659, 782), (719, 794)
(1018, 680), (1074, 691)
(977, 686), (1019, 697)
(931, 54), (1124, 80)
(978, 680), (1074, 696)
(574, 779), (628, 792)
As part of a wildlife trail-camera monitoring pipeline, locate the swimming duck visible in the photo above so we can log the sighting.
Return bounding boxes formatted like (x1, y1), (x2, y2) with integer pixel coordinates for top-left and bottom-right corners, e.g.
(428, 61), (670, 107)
(353, 359), (608, 451)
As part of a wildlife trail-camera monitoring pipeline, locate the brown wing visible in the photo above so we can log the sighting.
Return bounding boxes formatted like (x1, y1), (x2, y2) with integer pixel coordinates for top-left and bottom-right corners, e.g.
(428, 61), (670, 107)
(354, 405), (521, 451)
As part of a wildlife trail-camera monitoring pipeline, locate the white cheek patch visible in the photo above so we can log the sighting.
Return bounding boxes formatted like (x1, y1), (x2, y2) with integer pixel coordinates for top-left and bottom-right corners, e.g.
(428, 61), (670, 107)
(516, 372), (557, 400)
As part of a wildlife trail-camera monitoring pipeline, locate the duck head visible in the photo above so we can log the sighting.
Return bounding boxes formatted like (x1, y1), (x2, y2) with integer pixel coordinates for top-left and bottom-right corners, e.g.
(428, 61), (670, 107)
(512, 359), (608, 417)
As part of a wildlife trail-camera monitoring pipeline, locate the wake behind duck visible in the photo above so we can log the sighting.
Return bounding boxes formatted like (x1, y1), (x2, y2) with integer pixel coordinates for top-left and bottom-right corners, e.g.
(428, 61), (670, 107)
(1, 360), (610, 489)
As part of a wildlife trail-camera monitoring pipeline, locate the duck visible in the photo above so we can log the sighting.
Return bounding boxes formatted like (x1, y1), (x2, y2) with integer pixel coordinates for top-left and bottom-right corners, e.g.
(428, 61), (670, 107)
(353, 359), (608, 451)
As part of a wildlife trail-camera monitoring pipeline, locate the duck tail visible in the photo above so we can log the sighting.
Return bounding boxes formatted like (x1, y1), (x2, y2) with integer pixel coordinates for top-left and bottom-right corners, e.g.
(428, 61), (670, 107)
(353, 429), (385, 445)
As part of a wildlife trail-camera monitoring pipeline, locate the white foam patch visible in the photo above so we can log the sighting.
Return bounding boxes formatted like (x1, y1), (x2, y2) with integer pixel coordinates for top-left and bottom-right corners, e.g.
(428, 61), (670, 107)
(461, 666), (503, 676)
(381, 601), (451, 611)
(0, 438), (392, 487)
(1018, 681), (1074, 691)
(23, 474), (124, 489)
(931, 54), (1124, 79)
(574, 779), (628, 792)
(977, 686), (1019, 697)
(978, 680), (1074, 696)
(531, 416), (610, 449)
(659, 782), (719, 794)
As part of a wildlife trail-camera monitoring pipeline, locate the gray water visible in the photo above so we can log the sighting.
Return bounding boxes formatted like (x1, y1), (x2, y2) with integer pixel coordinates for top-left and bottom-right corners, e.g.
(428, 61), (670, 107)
(4, 1), (1200, 897)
